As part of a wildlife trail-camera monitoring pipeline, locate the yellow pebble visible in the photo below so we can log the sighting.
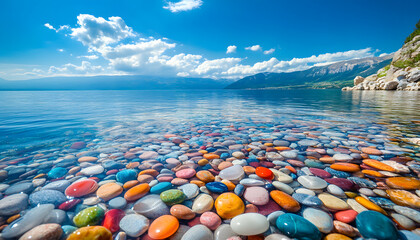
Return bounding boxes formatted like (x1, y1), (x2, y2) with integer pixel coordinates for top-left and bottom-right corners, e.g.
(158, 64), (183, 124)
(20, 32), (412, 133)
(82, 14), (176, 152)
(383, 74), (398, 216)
(7, 214), (20, 224)
(344, 192), (358, 198)
(198, 159), (209, 166)
(33, 174), (46, 179)
(355, 196), (387, 215)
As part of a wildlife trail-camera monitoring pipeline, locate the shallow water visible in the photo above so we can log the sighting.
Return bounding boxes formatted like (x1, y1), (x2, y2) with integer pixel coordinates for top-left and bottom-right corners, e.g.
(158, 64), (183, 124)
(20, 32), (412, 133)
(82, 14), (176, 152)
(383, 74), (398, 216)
(0, 89), (419, 156)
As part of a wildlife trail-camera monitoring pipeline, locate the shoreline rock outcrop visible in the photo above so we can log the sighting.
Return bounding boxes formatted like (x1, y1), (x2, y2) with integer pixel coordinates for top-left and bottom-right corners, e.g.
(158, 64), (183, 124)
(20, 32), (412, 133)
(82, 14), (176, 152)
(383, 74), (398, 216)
(343, 32), (420, 91)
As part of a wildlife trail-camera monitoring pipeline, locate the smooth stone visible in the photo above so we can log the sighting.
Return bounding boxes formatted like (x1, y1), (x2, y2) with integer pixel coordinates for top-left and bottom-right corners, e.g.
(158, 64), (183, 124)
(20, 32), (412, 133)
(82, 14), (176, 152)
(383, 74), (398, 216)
(276, 213), (321, 240)
(61, 225), (77, 238)
(119, 214), (149, 237)
(47, 167), (67, 179)
(109, 197), (127, 209)
(65, 179), (98, 197)
(334, 210), (358, 223)
(230, 213), (269, 236)
(44, 209), (67, 224)
(219, 165), (244, 181)
(124, 183), (150, 201)
(270, 190), (300, 212)
(168, 225), (190, 240)
(132, 194), (170, 219)
(393, 205), (420, 223)
(1, 204), (54, 239)
(347, 199), (368, 213)
(302, 207), (334, 233)
(73, 206), (105, 227)
(116, 169), (137, 183)
(192, 194), (214, 214)
(206, 182), (228, 193)
(243, 187), (269, 205)
(97, 182), (123, 201)
(181, 224), (213, 240)
(0, 193), (28, 216)
(148, 215), (179, 239)
(102, 209), (124, 233)
(292, 193), (322, 207)
(239, 178), (265, 187)
(150, 182), (173, 195)
(67, 226), (112, 240)
(386, 177), (420, 190)
(170, 204), (195, 220)
(297, 140), (319, 146)
(318, 193), (349, 210)
(327, 184), (346, 197)
(215, 193), (244, 219)
(5, 182), (34, 195)
(391, 213), (416, 230)
(19, 223), (63, 240)
(176, 169), (196, 179)
(333, 154), (353, 162)
(297, 176), (327, 190)
(29, 190), (66, 207)
(356, 211), (399, 240)
(386, 189), (420, 208)
(255, 166), (274, 180)
(325, 178), (355, 191)
(214, 224), (237, 240)
(178, 183), (199, 199)
(272, 181), (294, 195)
(267, 211), (286, 225)
(42, 180), (71, 192)
(80, 165), (104, 175)
(200, 212), (221, 230)
(295, 188), (315, 196)
(265, 234), (292, 240)
(160, 189), (186, 206)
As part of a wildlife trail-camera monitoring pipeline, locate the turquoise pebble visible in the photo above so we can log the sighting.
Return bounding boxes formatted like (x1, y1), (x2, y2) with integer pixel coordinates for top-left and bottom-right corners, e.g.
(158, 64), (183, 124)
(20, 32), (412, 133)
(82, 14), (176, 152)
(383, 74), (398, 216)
(116, 169), (137, 183)
(356, 211), (398, 240)
(276, 213), (321, 240)
(150, 182), (173, 194)
(47, 167), (67, 179)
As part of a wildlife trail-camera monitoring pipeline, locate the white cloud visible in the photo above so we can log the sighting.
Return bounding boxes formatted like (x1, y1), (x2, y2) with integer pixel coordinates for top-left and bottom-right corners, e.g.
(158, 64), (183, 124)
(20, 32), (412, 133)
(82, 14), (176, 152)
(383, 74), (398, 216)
(48, 61), (104, 75)
(226, 45), (237, 54)
(193, 58), (241, 76)
(44, 23), (56, 31)
(57, 49), (64, 52)
(164, 0), (203, 13)
(245, 45), (262, 51)
(264, 48), (275, 55)
(70, 14), (135, 48)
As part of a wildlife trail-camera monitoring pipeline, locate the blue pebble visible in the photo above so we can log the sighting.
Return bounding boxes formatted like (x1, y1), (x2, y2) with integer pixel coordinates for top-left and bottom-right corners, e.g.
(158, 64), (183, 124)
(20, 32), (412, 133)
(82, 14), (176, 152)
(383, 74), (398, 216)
(116, 169), (137, 183)
(234, 184), (245, 196)
(296, 170), (306, 177)
(47, 167), (67, 179)
(29, 190), (67, 207)
(220, 153), (229, 159)
(398, 230), (420, 240)
(356, 211), (399, 240)
(368, 197), (396, 210)
(150, 182), (173, 194)
(109, 197), (127, 209)
(62, 225), (77, 237)
(264, 183), (275, 191)
(348, 177), (377, 188)
(325, 167), (351, 178)
(206, 182), (228, 193)
(290, 173), (297, 180)
(102, 161), (124, 170)
(292, 193), (323, 207)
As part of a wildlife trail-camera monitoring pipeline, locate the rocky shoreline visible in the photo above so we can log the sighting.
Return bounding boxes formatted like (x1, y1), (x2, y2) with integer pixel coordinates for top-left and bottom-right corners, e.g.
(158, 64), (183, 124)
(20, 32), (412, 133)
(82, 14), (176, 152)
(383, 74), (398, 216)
(343, 35), (420, 91)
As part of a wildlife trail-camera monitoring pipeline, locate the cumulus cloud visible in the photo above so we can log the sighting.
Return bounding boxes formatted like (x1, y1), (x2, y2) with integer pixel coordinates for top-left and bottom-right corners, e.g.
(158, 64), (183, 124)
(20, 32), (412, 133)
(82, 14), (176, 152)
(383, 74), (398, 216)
(264, 48), (275, 55)
(245, 45), (262, 51)
(78, 55), (99, 60)
(70, 14), (135, 48)
(164, 0), (203, 13)
(226, 45), (237, 54)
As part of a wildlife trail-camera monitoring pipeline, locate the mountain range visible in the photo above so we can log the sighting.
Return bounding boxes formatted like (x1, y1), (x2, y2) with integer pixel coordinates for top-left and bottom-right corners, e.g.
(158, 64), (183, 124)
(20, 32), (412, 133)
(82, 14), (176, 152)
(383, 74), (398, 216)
(0, 55), (392, 90)
(225, 55), (392, 89)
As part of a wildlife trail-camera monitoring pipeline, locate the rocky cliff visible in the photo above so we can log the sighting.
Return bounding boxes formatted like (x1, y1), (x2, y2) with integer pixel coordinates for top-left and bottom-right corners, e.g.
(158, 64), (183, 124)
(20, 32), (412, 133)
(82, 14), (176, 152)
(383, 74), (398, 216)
(343, 26), (420, 91)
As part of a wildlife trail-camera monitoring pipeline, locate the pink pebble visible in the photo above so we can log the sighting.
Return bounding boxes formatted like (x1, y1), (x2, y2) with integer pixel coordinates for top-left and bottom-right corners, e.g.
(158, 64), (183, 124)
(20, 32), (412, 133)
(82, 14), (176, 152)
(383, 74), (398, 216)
(200, 212), (221, 230)
(176, 168), (196, 179)
(157, 176), (174, 182)
(243, 187), (269, 205)
(171, 178), (189, 185)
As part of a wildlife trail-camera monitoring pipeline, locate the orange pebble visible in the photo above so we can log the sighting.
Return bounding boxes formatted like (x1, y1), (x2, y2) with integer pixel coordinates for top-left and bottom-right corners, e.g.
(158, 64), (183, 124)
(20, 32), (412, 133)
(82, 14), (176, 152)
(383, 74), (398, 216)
(7, 214), (20, 223)
(362, 159), (396, 172)
(148, 215), (179, 239)
(199, 150), (208, 154)
(245, 204), (259, 213)
(139, 169), (159, 177)
(221, 179), (236, 191)
(362, 170), (386, 178)
(285, 166), (297, 174)
(124, 183), (150, 201)
(126, 162), (139, 169)
(355, 196), (387, 215)
(196, 170), (215, 183)
(274, 147), (292, 151)
(270, 190), (300, 212)
(203, 153), (220, 160)
(386, 177), (420, 190)
(198, 159), (209, 166)
(190, 180), (205, 187)
(243, 166), (255, 175)
(123, 180), (139, 189)
(330, 163), (360, 172)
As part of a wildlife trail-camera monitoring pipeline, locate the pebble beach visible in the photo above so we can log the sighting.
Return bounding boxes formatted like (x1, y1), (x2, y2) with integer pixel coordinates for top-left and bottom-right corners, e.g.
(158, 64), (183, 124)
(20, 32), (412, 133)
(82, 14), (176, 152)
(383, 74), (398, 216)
(0, 90), (419, 240)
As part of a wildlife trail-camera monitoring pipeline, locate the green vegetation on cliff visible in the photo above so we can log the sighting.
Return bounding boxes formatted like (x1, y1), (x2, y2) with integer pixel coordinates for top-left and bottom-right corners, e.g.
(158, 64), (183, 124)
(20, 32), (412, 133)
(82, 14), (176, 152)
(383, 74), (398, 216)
(405, 19), (420, 44)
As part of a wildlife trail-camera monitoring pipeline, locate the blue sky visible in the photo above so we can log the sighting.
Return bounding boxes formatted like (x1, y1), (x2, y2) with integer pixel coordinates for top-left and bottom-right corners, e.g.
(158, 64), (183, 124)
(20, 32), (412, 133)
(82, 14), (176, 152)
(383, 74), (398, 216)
(0, 0), (419, 80)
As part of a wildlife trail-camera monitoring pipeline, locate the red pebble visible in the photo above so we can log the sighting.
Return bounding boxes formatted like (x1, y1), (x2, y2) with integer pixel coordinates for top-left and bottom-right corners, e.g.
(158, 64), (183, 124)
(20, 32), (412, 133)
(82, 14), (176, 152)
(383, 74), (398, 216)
(102, 209), (125, 233)
(187, 216), (202, 227)
(65, 179), (98, 197)
(59, 199), (81, 211)
(334, 210), (358, 223)
(255, 167), (273, 180)
(309, 168), (332, 178)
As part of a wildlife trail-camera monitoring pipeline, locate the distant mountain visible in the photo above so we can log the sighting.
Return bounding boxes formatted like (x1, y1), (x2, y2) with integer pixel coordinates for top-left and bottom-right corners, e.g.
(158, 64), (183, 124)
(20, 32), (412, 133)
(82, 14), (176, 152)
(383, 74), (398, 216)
(0, 75), (233, 90)
(225, 56), (392, 89)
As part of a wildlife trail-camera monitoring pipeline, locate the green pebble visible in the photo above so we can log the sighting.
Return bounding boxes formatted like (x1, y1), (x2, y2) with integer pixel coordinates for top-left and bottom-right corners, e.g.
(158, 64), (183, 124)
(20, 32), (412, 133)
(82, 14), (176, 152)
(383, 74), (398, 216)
(73, 206), (105, 227)
(160, 189), (186, 206)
